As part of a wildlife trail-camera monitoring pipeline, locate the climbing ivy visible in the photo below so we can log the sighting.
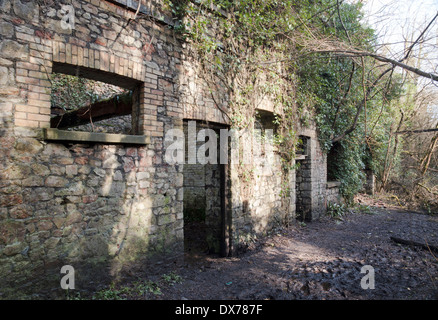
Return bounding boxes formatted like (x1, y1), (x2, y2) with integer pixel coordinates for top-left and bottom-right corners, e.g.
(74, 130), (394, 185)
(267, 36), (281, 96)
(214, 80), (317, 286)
(51, 73), (130, 112)
(165, 0), (404, 202)
(50, 73), (99, 112)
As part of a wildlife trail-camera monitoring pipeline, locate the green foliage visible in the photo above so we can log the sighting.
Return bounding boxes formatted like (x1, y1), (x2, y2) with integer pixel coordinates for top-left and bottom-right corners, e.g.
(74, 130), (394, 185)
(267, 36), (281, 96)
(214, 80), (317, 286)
(65, 290), (83, 300)
(132, 280), (162, 296)
(356, 204), (377, 215)
(51, 73), (99, 111)
(167, 0), (404, 202)
(64, 270), (184, 300)
(92, 283), (132, 300)
(90, 274), (182, 300)
(293, 1), (405, 199)
(161, 271), (183, 285)
(50, 73), (129, 112)
(328, 138), (366, 203)
(327, 201), (346, 218)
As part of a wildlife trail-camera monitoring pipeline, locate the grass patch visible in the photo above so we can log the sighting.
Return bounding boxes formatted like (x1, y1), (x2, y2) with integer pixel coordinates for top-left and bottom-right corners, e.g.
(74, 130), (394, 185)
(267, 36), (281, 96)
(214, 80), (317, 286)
(65, 270), (184, 300)
(356, 204), (378, 215)
(161, 271), (183, 286)
(327, 202), (346, 220)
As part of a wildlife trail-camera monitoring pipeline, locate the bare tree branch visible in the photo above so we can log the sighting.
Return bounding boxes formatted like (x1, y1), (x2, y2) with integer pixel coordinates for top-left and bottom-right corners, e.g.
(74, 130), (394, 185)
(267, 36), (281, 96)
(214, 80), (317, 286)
(331, 65), (394, 143)
(400, 11), (438, 62)
(318, 49), (438, 82)
(395, 128), (438, 134)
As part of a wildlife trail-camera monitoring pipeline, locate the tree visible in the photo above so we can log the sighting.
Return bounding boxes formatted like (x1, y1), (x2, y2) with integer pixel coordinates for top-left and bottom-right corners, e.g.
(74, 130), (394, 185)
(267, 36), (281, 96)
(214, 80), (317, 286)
(168, 0), (437, 205)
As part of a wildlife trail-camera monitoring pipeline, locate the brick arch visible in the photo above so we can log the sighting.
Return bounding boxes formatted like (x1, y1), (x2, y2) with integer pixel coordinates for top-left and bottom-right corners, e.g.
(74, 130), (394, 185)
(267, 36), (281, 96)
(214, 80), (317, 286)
(14, 40), (147, 129)
(10, 0), (181, 137)
(14, 37), (166, 137)
(51, 41), (145, 83)
(49, 41), (148, 134)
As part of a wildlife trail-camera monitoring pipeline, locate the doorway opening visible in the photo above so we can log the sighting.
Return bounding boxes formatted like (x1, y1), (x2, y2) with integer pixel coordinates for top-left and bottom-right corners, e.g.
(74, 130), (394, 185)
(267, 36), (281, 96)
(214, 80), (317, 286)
(295, 135), (312, 221)
(182, 121), (231, 260)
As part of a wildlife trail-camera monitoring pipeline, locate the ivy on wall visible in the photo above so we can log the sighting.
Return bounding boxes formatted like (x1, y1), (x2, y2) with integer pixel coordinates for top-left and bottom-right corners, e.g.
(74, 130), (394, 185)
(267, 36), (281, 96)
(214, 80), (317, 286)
(165, 0), (406, 203)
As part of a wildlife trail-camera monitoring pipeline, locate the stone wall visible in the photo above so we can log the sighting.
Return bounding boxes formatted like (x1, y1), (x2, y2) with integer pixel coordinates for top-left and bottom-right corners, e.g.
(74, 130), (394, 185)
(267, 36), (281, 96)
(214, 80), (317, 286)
(0, 127), (184, 298)
(296, 156), (311, 221)
(180, 48), (230, 124)
(326, 181), (342, 205)
(0, 0), (329, 298)
(363, 169), (375, 195)
(0, 0), (184, 298)
(228, 121), (295, 253)
(230, 151), (291, 252)
(295, 127), (328, 222)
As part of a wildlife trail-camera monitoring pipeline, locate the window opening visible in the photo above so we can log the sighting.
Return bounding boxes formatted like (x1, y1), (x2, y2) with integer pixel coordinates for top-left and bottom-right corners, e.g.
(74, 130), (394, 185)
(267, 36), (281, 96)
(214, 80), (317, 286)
(50, 63), (141, 135)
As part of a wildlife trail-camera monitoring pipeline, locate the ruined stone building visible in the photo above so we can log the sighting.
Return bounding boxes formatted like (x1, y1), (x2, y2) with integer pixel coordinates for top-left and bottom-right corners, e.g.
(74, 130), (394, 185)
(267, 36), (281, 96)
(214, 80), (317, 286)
(0, 0), (340, 298)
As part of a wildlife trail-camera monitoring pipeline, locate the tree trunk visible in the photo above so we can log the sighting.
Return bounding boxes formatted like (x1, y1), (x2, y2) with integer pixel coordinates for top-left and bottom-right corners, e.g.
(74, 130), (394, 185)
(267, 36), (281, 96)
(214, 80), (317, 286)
(51, 92), (132, 129)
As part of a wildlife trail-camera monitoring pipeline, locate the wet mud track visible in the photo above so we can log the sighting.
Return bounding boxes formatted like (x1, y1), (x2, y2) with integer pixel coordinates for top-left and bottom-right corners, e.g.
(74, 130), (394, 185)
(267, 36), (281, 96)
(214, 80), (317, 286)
(156, 206), (438, 300)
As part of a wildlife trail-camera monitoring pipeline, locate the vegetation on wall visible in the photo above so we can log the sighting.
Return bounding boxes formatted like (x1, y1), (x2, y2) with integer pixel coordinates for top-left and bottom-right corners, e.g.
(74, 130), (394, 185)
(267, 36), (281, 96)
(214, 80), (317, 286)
(163, 0), (437, 210)
(50, 0), (437, 210)
(163, 0), (398, 203)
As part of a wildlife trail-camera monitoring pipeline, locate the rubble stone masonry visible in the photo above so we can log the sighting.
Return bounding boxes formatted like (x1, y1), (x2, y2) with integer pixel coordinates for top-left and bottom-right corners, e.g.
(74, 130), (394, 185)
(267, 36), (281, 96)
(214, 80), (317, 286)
(0, 0), (333, 298)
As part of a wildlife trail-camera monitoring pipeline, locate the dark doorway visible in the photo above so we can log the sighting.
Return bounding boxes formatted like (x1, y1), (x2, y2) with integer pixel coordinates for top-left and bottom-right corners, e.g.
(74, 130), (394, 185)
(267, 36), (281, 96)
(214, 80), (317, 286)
(295, 136), (312, 221)
(183, 121), (231, 259)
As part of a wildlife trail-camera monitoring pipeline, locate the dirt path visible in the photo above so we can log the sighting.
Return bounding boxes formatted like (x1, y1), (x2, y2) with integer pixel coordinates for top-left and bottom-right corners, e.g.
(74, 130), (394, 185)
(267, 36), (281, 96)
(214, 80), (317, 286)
(154, 199), (438, 300)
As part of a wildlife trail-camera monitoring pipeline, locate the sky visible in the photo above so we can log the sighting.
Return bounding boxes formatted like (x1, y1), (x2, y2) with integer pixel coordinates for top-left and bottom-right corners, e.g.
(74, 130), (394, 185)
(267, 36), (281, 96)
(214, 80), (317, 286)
(362, 0), (438, 66)
(361, 0), (438, 114)
(363, 0), (438, 54)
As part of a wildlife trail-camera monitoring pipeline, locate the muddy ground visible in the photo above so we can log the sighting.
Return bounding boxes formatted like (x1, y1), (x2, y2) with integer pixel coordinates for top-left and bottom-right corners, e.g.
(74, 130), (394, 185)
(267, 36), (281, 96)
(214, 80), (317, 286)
(82, 194), (438, 301)
(140, 195), (438, 301)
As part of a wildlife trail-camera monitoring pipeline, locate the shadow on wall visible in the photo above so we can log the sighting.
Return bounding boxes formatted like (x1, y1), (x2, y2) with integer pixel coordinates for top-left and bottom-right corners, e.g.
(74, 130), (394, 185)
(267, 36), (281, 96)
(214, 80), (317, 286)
(182, 121), (226, 257)
(229, 153), (294, 254)
(0, 132), (184, 299)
